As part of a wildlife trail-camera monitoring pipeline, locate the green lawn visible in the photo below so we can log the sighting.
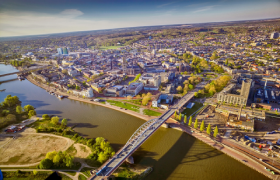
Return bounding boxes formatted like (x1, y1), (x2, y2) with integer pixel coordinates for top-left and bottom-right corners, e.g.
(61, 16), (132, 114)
(78, 174), (88, 180)
(143, 109), (162, 116)
(63, 171), (76, 176)
(124, 99), (142, 105)
(99, 46), (124, 50)
(107, 100), (140, 113)
(181, 102), (203, 117)
(80, 167), (93, 178)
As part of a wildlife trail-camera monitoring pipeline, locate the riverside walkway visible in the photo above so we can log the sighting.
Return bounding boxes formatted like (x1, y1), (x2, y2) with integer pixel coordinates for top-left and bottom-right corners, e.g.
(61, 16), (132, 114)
(88, 82), (207, 180)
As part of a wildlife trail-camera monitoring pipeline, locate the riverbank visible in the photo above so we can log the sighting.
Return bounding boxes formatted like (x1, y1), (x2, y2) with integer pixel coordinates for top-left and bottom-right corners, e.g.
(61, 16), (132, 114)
(26, 75), (159, 122)
(25, 75), (275, 179)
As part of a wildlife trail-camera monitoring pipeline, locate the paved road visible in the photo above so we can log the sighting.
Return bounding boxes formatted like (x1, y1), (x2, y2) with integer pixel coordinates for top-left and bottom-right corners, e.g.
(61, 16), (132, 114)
(89, 82), (207, 180)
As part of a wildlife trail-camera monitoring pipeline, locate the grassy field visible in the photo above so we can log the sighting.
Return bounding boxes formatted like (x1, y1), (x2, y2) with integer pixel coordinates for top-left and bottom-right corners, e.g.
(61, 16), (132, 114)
(99, 46), (124, 50)
(181, 102), (203, 117)
(78, 174), (88, 180)
(124, 99), (142, 105)
(143, 109), (162, 116)
(107, 100), (140, 113)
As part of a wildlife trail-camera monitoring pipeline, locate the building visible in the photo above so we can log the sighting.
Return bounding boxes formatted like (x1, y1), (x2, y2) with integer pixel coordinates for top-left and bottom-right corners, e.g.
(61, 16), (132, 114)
(63, 47), (69, 55)
(217, 79), (254, 106)
(122, 57), (127, 74)
(139, 73), (161, 88)
(152, 94), (173, 108)
(126, 82), (144, 96)
(104, 85), (125, 97)
(57, 48), (63, 54)
(73, 87), (94, 98)
(270, 32), (279, 39)
(68, 69), (80, 77)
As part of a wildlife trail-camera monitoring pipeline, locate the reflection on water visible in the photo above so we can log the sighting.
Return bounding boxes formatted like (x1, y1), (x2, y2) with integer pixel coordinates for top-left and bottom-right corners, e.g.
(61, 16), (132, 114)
(0, 64), (269, 180)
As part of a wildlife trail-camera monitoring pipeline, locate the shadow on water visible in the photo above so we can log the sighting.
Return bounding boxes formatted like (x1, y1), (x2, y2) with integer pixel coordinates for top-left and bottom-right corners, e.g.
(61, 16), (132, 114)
(36, 110), (63, 115)
(72, 123), (98, 128)
(0, 91), (50, 109)
(141, 132), (223, 180)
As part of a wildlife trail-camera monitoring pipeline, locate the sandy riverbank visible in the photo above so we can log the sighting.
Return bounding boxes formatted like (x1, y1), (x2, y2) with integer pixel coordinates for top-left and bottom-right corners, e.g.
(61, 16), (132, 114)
(26, 75), (277, 179)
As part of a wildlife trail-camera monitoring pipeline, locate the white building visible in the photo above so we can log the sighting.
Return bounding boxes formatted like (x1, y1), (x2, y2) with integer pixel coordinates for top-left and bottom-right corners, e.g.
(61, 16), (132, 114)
(73, 87), (94, 98)
(126, 82), (144, 96)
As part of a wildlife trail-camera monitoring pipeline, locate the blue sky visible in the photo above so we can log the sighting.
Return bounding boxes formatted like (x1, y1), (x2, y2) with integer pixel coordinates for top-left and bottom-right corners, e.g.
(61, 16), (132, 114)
(0, 0), (279, 37)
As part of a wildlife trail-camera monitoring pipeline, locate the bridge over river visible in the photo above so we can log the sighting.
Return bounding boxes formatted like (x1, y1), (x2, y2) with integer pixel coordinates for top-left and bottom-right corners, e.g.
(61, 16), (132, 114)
(0, 65), (49, 77)
(88, 81), (208, 180)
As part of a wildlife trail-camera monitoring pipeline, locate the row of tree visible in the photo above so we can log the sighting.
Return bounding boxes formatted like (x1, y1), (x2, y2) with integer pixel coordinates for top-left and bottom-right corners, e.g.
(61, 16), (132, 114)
(174, 112), (219, 137)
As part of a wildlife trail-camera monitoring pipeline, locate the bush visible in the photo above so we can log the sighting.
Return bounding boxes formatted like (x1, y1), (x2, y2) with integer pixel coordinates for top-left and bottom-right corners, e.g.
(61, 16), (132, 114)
(39, 158), (53, 169)
(42, 114), (50, 120)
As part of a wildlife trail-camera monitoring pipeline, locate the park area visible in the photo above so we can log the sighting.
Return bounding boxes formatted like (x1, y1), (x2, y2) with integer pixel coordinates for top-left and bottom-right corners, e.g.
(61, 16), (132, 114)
(181, 102), (204, 117)
(0, 133), (71, 165)
(106, 100), (140, 113)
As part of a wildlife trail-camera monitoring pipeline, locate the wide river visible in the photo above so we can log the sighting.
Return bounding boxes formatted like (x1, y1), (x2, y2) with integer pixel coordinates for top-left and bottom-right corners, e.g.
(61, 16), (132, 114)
(0, 64), (269, 180)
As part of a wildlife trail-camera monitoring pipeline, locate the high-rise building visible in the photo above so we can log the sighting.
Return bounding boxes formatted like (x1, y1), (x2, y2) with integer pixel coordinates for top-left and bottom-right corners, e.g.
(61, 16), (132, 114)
(270, 32), (279, 39)
(122, 57), (127, 74)
(63, 47), (68, 55)
(57, 48), (63, 54)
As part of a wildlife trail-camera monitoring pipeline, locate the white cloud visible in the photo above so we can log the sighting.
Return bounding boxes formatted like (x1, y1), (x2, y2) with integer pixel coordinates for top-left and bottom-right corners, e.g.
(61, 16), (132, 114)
(193, 5), (218, 13)
(60, 9), (84, 18)
(157, 2), (176, 8)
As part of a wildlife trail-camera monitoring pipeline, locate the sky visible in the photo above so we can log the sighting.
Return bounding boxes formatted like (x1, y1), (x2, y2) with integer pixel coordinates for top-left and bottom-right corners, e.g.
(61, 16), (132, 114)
(0, 0), (280, 37)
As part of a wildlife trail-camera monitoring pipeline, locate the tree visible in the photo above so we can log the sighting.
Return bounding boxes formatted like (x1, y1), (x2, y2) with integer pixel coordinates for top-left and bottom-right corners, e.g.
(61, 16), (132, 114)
(24, 104), (34, 112)
(176, 86), (183, 93)
(42, 114), (50, 120)
(179, 113), (182, 121)
(200, 120), (205, 132)
(62, 69), (68, 75)
(16, 105), (23, 114)
(64, 155), (74, 168)
(207, 124), (211, 135)
(28, 110), (36, 117)
(194, 118), (198, 129)
(188, 84), (194, 90)
(33, 170), (38, 175)
(174, 111), (177, 119)
(188, 116), (192, 126)
(39, 159), (53, 169)
(95, 137), (105, 146)
(61, 118), (68, 126)
(87, 139), (95, 146)
(213, 126), (219, 137)
(51, 116), (59, 125)
(184, 115), (187, 124)
(76, 86), (80, 90)
(53, 153), (62, 166)
(98, 152), (108, 163)
(46, 151), (57, 161)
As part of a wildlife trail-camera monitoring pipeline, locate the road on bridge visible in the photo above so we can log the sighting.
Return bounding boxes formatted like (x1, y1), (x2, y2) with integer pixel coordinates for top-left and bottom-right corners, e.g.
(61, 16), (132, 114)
(89, 81), (208, 180)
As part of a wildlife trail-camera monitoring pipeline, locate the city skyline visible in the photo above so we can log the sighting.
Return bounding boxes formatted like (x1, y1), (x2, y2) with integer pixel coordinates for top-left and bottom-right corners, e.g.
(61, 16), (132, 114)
(0, 0), (280, 37)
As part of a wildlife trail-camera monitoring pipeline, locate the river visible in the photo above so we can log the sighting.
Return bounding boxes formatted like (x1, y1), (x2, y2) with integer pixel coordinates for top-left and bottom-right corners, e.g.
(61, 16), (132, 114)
(0, 64), (269, 180)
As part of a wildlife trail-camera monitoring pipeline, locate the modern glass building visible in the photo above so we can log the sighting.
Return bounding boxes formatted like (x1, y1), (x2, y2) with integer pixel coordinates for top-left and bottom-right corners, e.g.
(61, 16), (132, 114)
(63, 47), (68, 55)
(57, 48), (63, 54)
